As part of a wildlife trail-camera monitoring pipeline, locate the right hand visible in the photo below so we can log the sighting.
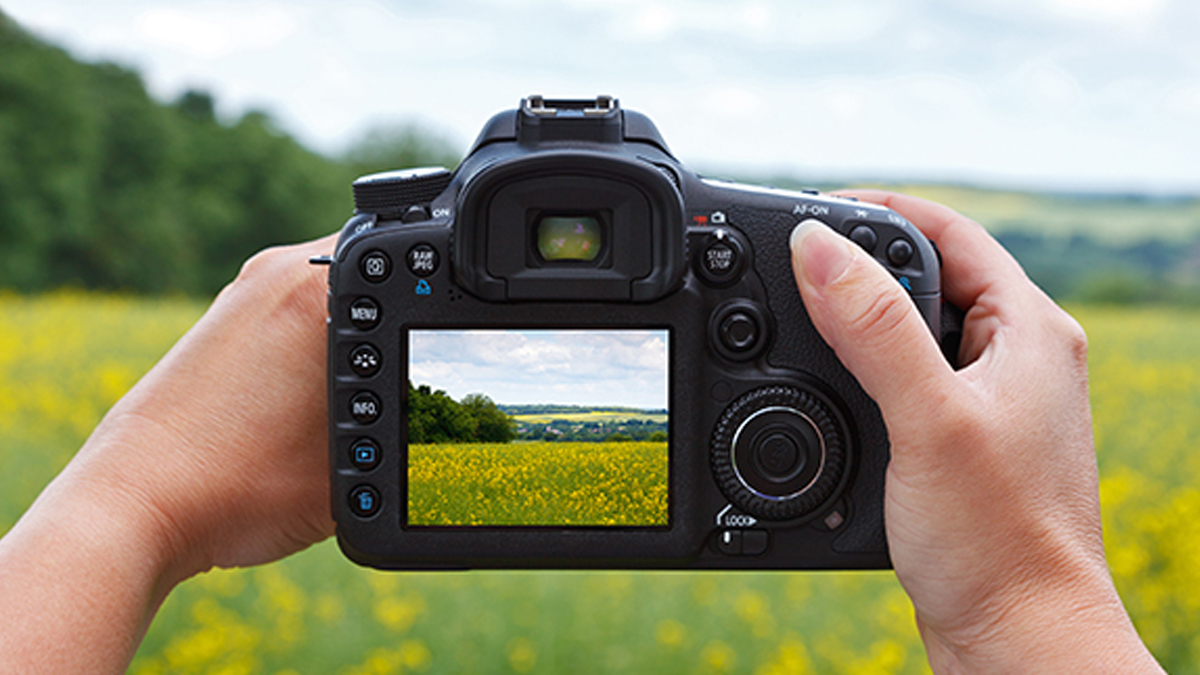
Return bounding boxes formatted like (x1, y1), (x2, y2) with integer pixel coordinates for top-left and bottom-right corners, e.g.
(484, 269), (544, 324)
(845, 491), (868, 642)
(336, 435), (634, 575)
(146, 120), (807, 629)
(789, 191), (1164, 673)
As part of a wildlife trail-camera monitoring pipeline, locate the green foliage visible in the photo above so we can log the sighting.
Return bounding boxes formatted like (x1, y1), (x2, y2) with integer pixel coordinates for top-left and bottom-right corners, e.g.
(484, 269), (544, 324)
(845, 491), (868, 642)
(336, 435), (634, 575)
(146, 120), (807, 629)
(343, 123), (461, 179)
(461, 393), (519, 443)
(0, 16), (458, 295)
(407, 382), (516, 444)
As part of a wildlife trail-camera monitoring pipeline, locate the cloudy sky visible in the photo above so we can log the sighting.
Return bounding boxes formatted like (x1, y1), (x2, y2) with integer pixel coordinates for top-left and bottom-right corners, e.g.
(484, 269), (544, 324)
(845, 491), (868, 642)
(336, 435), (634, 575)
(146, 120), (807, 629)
(409, 329), (669, 409)
(6, 0), (1199, 192)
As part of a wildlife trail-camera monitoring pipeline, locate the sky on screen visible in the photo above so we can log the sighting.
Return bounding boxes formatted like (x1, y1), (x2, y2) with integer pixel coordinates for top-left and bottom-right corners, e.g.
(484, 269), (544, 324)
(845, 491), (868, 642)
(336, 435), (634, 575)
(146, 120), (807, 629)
(409, 329), (670, 409)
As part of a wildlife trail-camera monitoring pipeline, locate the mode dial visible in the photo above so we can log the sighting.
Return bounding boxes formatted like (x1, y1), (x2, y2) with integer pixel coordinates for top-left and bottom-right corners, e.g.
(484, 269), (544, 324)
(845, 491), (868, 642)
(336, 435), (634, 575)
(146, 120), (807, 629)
(352, 167), (452, 218)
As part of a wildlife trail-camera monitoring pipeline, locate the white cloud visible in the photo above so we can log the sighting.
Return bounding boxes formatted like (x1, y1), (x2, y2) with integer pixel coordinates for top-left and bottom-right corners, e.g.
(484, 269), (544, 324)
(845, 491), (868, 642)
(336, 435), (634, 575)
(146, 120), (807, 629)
(409, 330), (669, 409)
(133, 2), (300, 58)
(3, 0), (1199, 190)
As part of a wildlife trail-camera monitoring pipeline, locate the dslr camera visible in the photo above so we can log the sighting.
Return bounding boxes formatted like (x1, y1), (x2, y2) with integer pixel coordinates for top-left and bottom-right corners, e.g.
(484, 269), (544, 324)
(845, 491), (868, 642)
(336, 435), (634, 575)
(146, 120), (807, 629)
(323, 96), (955, 570)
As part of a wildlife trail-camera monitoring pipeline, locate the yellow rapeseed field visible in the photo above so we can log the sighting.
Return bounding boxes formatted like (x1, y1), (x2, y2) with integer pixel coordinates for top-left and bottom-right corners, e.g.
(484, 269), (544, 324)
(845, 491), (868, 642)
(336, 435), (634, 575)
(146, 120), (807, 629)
(408, 441), (668, 526)
(1, 293), (1197, 674)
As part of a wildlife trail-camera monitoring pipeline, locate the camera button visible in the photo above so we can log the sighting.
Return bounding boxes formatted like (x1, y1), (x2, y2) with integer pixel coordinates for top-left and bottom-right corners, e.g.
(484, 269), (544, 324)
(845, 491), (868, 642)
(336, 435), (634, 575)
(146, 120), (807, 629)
(720, 312), (759, 352)
(350, 392), (382, 424)
(714, 529), (770, 556)
(349, 297), (381, 330)
(697, 230), (744, 285)
(349, 344), (382, 377)
(742, 530), (769, 555)
(849, 225), (878, 252)
(350, 438), (381, 471)
(407, 244), (440, 277)
(402, 205), (431, 223)
(887, 238), (915, 267)
(360, 250), (392, 282)
(349, 485), (381, 518)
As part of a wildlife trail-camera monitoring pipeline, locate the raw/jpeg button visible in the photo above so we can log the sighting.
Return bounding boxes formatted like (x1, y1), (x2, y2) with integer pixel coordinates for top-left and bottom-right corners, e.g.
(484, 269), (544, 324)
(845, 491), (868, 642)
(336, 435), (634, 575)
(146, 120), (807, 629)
(407, 244), (439, 277)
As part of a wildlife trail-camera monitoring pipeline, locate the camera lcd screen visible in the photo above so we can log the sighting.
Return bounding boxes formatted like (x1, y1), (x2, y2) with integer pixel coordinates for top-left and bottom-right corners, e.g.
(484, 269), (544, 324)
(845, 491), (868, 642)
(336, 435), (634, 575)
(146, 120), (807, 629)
(406, 328), (670, 527)
(535, 214), (603, 262)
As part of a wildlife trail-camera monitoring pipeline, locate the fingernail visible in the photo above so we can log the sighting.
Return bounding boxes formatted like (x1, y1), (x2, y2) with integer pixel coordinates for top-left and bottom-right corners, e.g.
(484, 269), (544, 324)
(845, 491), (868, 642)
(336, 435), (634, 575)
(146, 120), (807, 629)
(790, 219), (854, 287)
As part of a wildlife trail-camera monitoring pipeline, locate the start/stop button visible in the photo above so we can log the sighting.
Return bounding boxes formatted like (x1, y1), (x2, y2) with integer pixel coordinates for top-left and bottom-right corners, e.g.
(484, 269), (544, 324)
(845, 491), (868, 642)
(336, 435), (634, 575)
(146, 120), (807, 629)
(696, 229), (746, 286)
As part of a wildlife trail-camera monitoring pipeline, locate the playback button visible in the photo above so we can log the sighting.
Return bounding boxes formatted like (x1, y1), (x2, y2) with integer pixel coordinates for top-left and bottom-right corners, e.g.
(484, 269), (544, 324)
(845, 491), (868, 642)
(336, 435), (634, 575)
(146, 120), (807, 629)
(350, 438), (380, 471)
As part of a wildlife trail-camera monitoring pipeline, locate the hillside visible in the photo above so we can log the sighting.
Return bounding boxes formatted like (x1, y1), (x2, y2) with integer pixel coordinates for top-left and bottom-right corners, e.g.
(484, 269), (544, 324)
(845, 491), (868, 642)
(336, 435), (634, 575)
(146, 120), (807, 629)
(2, 10), (1198, 303)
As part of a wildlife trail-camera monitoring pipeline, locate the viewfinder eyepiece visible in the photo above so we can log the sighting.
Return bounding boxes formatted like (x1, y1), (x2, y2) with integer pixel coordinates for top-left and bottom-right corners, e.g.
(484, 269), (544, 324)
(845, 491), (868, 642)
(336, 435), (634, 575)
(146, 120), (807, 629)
(536, 213), (604, 262)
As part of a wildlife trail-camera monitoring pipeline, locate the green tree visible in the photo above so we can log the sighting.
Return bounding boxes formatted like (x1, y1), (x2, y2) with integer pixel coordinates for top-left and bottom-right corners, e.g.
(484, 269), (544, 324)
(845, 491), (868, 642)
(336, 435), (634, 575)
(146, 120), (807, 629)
(461, 393), (517, 443)
(343, 123), (460, 179)
(0, 13), (461, 296)
(407, 382), (474, 444)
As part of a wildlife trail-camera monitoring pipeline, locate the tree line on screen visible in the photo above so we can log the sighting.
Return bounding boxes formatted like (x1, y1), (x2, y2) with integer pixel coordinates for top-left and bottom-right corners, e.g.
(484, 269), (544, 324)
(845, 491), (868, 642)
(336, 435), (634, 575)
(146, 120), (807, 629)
(407, 382), (668, 444)
(0, 12), (459, 295)
(407, 383), (517, 444)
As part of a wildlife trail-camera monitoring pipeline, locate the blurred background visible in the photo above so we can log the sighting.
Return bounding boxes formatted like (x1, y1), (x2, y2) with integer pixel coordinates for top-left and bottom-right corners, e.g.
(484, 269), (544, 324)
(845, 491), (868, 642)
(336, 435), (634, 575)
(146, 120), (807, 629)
(1, 1), (1198, 674)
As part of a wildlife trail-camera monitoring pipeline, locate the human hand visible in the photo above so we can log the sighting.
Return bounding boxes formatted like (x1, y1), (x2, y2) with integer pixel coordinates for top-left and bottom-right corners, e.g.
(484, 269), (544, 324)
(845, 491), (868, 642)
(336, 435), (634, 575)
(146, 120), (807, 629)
(789, 191), (1164, 673)
(75, 234), (339, 579)
(0, 235), (338, 672)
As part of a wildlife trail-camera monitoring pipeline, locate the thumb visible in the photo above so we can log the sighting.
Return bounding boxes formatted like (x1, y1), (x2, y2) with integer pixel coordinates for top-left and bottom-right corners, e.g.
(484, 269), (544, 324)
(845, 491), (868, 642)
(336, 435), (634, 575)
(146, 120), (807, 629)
(789, 220), (951, 419)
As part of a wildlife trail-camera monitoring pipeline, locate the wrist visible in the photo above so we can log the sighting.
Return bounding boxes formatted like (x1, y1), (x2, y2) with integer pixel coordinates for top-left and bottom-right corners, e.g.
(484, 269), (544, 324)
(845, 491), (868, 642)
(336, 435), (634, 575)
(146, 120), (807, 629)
(918, 565), (1164, 675)
(0, 449), (188, 672)
(52, 409), (219, 589)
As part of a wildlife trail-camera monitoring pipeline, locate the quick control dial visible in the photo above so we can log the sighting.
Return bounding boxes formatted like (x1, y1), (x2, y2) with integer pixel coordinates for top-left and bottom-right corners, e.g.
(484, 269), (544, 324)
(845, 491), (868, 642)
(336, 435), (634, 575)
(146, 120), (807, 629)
(711, 385), (849, 521)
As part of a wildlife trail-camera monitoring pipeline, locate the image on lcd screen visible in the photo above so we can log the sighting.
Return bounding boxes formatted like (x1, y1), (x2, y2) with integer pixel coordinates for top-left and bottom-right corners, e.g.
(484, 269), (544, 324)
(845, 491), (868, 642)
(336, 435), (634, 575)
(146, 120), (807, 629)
(406, 329), (669, 527)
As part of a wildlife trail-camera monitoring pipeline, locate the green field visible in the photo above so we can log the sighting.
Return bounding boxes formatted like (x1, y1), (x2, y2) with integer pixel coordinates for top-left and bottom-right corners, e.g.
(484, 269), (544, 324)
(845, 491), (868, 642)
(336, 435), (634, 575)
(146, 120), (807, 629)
(408, 441), (668, 526)
(3, 293), (1199, 674)
(510, 411), (669, 425)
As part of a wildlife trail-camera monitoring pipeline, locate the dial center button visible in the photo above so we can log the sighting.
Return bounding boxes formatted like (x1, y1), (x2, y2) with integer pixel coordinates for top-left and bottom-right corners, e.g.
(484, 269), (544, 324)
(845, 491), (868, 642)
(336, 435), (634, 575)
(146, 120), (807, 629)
(756, 433), (803, 481)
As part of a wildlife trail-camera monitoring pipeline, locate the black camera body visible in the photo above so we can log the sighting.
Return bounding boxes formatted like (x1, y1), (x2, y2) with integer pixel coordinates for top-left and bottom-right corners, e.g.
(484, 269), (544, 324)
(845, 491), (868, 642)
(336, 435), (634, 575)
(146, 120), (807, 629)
(325, 96), (951, 570)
